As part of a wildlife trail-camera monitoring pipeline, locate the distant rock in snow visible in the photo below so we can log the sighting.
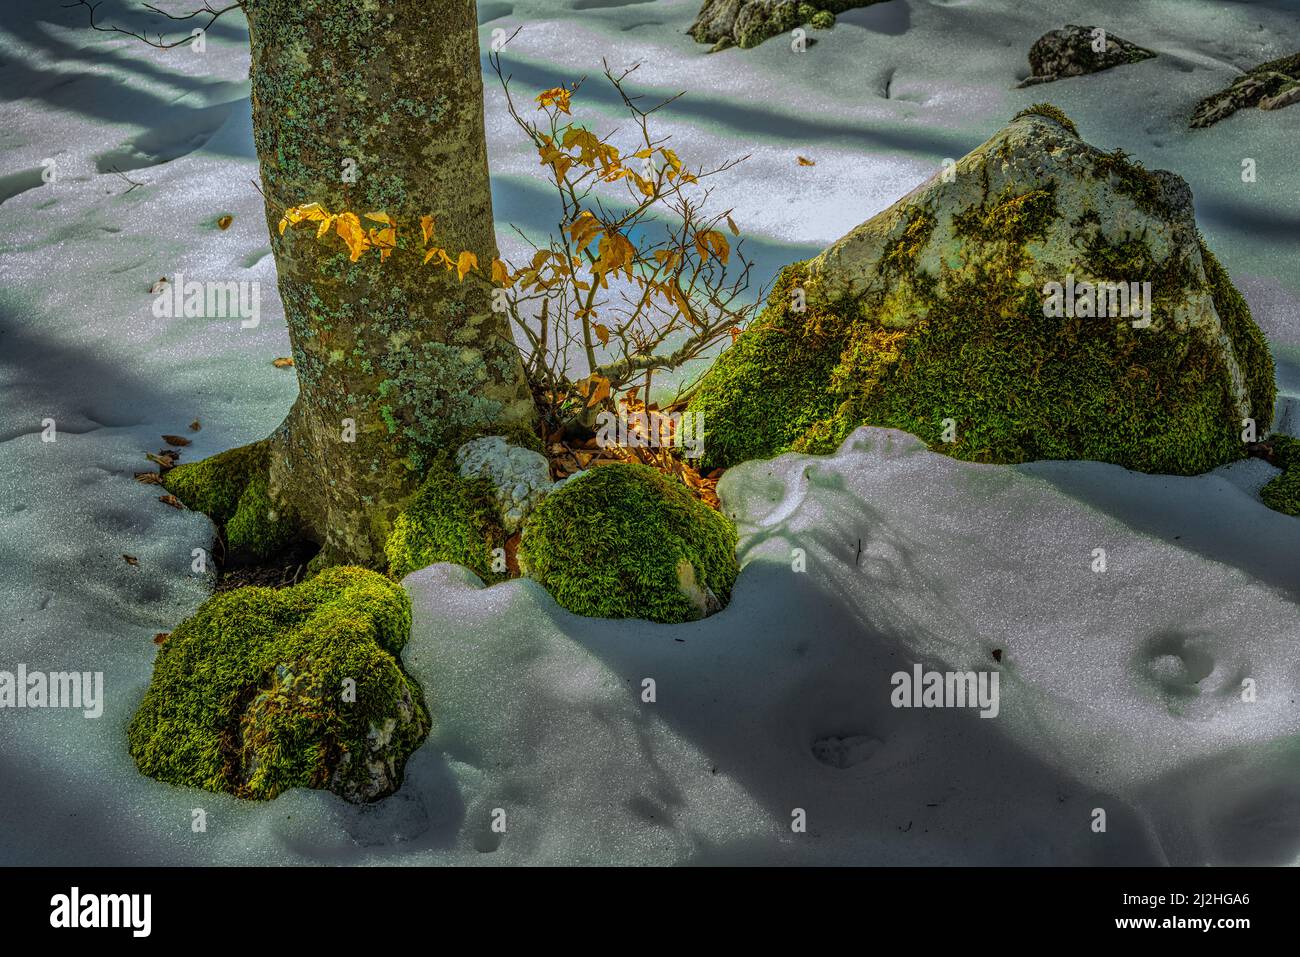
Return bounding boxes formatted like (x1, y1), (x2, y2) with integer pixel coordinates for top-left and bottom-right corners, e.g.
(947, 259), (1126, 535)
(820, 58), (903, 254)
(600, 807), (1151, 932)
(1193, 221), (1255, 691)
(688, 0), (879, 51)
(1191, 51), (1300, 128)
(1016, 24), (1155, 88)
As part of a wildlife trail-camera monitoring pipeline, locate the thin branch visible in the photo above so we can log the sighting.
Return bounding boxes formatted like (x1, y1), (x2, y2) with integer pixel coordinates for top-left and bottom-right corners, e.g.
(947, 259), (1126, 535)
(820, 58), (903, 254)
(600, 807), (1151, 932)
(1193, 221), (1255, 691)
(64, 0), (243, 50)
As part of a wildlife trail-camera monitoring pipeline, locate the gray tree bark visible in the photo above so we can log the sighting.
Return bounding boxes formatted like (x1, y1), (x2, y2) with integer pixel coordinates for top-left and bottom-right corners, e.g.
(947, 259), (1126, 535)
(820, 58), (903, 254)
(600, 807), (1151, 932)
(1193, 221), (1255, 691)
(244, 0), (535, 567)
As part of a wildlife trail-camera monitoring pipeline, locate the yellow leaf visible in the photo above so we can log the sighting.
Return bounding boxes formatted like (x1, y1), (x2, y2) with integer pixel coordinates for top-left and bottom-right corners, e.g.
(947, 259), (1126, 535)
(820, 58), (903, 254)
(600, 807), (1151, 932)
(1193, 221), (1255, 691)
(420, 215), (435, 247)
(566, 211), (603, 251)
(653, 248), (680, 271)
(272, 356), (294, 368)
(633, 148), (654, 159)
(315, 215), (334, 239)
(797, 156), (816, 166)
(363, 212), (392, 225)
(593, 230), (635, 280)
(535, 86), (572, 114)
(586, 374), (611, 408)
(278, 217), (288, 235)
(694, 229), (730, 265)
(593, 323), (609, 346)
(369, 226), (396, 261)
(334, 212), (369, 262)
(491, 259), (510, 286)
(424, 246), (453, 268)
(456, 250), (478, 281)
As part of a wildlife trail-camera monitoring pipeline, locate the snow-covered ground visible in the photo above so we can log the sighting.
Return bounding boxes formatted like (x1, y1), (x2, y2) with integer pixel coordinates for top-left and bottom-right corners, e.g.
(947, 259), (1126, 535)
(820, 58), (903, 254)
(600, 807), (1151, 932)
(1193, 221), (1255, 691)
(0, 0), (1297, 865)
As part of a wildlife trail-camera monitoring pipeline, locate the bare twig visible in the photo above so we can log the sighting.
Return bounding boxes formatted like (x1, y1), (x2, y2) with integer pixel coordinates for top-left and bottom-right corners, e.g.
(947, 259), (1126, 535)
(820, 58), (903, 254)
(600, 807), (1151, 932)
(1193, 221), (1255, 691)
(64, 0), (243, 50)
(106, 164), (146, 193)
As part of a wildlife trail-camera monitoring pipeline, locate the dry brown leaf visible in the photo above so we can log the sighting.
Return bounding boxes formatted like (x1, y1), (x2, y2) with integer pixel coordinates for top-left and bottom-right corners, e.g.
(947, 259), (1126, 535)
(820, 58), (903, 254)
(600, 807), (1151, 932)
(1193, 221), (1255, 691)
(134, 471), (163, 485)
(797, 156), (816, 166)
(217, 214), (233, 230)
(146, 451), (177, 470)
(122, 554), (139, 567)
(161, 434), (192, 447)
(272, 357), (294, 368)
(153, 632), (170, 645)
(158, 494), (184, 510)
(189, 420), (201, 431)
(504, 532), (521, 577)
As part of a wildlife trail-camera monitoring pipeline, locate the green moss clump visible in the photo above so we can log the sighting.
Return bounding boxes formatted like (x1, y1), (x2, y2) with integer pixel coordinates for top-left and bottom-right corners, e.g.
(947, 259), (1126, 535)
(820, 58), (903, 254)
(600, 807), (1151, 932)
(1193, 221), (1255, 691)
(736, 2), (800, 49)
(1090, 148), (1167, 216)
(128, 566), (429, 803)
(163, 440), (295, 561)
(518, 463), (739, 624)
(1013, 103), (1079, 137)
(1270, 434), (1300, 471)
(1261, 435), (1300, 516)
(1199, 240), (1276, 428)
(688, 265), (846, 471)
(385, 460), (506, 582)
(952, 185), (1057, 245)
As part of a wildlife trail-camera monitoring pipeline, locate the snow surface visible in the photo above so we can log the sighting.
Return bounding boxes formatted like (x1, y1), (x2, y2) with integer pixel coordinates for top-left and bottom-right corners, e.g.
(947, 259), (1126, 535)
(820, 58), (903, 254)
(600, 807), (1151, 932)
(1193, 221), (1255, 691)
(0, 0), (1298, 865)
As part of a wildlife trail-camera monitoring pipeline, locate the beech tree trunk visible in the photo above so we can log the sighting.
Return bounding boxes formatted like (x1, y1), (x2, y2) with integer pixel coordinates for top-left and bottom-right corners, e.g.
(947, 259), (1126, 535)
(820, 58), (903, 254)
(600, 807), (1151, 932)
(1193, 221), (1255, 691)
(244, 0), (535, 567)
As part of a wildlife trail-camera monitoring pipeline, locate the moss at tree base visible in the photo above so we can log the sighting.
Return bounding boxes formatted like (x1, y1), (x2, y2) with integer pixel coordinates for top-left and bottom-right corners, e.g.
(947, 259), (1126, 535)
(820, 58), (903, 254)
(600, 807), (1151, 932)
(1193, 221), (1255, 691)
(384, 460), (507, 582)
(518, 463), (739, 624)
(128, 566), (428, 803)
(163, 440), (297, 562)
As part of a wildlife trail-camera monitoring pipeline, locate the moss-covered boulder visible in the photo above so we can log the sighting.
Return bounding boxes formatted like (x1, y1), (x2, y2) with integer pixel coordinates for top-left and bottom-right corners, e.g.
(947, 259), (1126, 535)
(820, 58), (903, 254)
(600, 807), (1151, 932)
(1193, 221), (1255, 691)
(688, 106), (1275, 475)
(689, 0), (874, 50)
(1191, 52), (1300, 128)
(129, 567), (428, 803)
(162, 439), (296, 563)
(1017, 24), (1155, 87)
(385, 460), (507, 582)
(518, 463), (738, 624)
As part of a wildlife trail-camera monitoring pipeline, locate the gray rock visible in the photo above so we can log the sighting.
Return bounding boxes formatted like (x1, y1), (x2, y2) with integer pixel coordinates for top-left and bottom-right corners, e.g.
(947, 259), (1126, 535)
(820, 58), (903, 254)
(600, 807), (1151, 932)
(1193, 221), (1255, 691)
(455, 435), (553, 533)
(1016, 24), (1154, 87)
(1191, 53), (1300, 128)
(689, 0), (880, 50)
